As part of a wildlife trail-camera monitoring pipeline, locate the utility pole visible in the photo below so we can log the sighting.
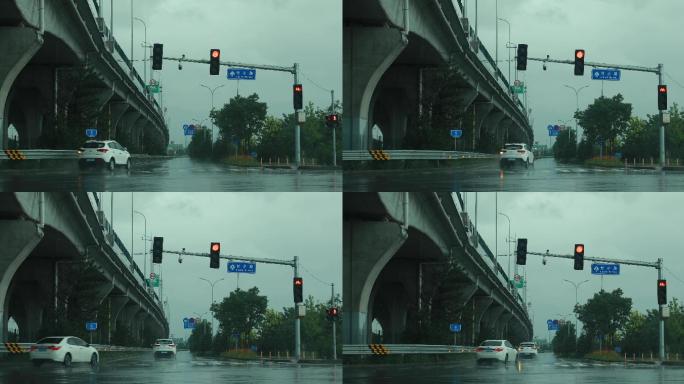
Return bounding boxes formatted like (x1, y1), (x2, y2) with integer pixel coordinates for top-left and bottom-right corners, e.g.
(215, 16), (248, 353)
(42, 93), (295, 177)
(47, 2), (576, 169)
(331, 283), (337, 360)
(200, 84), (226, 151)
(199, 277), (225, 334)
(562, 85), (589, 143)
(294, 63), (302, 168)
(562, 278), (588, 350)
(331, 90), (337, 168)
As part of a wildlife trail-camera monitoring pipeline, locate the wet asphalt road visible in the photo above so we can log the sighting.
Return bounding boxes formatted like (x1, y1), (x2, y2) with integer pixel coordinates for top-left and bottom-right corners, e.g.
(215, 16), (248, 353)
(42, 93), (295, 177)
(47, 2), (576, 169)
(0, 157), (341, 192)
(343, 353), (684, 383)
(343, 158), (684, 192)
(0, 351), (341, 384)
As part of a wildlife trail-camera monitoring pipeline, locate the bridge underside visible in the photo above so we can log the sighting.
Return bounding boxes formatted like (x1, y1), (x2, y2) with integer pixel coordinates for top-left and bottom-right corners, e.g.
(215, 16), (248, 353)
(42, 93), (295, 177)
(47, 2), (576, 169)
(343, 193), (531, 346)
(0, 193), (167, 345)
(0, 0), (168, 154)
(343, 0), (532, 153)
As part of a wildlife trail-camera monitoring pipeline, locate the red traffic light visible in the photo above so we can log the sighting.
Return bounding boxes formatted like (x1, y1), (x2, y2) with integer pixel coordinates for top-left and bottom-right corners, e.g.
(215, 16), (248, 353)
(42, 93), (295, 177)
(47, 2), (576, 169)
(211, 242), (220, 252)
(658, 280), (667, 288)
(331, 307), (338, 315)
(211, 49), (220, 59)
(575, 50), (585, 59)
(659, 85), (667, 94)
(575, 244), (584, 253)
(294, 84), (303, 93)
(294, 277), (303, 286)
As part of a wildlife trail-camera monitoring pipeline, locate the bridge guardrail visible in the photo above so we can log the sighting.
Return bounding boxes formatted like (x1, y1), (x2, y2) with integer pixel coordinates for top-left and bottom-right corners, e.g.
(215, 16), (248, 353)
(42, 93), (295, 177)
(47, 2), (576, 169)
(343, 344), (476, 356)
(1, 342), (152, 354)
(343, 150), (495, 161)
(0, 150), (79, 161)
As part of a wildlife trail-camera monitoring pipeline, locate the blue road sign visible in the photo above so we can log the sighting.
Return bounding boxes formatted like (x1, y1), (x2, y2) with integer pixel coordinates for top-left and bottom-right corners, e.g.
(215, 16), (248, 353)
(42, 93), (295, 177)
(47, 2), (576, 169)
(591, 263), (620, 275)
(183, 124), (195, 136)
(227, 262), (256, 274)
(547, 319), (560, 331)
(182, 317), (196, 329)
(592, 68), (621, 81)
(450, 130), (463, 139)
(86, 322), (97, 331)
(85, 129), (98, 138)
(228, 68), (256, 80)
(449, 323), (462, 333)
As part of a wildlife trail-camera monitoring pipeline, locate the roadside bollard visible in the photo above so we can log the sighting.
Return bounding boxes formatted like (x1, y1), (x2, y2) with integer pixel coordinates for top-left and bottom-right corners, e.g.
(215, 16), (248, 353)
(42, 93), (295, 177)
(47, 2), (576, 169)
(269, 351), (271, 359)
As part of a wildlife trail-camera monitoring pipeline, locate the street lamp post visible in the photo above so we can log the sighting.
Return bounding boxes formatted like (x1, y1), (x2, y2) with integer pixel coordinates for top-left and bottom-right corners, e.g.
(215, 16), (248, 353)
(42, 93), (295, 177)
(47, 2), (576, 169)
(133, 210), (147, 284)
(563, 85), (590, 141)
(562, 279), (589, 348)
(497, 18), (512, 86)
(199, 277), (225, 334)
(200, 84), (226, 149)
(133, 17), (147, 85)
(497, 212), (511, 289)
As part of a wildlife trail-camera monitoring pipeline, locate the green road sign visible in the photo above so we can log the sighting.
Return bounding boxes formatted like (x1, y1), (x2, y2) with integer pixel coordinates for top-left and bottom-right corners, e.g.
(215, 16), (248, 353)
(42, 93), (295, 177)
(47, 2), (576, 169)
(510, 85), (526, 94)
(146, 84), (160, 94)
(146, 276), (160, 287)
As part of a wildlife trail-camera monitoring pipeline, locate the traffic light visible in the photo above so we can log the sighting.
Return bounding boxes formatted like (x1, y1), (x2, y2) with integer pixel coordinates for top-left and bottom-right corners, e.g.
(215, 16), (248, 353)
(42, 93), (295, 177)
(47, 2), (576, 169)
(152, 237), (163, 264)
(210, 49), (221, 76)
(516, 44), (528, 71)
(658, 85), (668, 111)
(574, 50), (585, 76)
(325, 114), (340, 128)
(152, 43), (163, 70)
(658, 279), (667, 305)
(209, 242), (220, 269)
(293, 84), (303, 110)
(516, 238), (527, 265)
(293, 277), (303, 303)
(574, 244), (584, 270)
(327, 307), (339, 321)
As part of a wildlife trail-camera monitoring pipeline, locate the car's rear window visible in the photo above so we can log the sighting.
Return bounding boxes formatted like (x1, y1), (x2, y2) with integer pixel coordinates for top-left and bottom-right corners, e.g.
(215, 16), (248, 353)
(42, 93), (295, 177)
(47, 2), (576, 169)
(504, 145), (523, 150)
(82, 142), (105, 149)
(481, 340), (502, 346)
(157, 339), (173, 344)
(36, 337), (63, 344)
(521, 343), (535, 347)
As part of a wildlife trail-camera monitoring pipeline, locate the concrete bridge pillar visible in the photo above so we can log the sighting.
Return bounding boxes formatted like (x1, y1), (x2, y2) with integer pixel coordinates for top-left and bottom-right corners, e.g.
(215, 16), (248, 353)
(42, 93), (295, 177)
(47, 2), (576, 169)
(77, 88), (114, 136)
(472, 103), (494, 151)
(0, 220), (44, 342)
(117, 110), (141, 150)
(133, 310), (147, 344)
(469, 296), (492, 346)
(372, 283), (409, 343)
(9, 282), (45, 342)
(343, 220), (407, 344)
(481, 304), (505, 341)
(482, 110), (505, 151)
(0, 27), (43, 149)
(495, 313), (513, 339)
(108, 295), (129, 344)
(343, 26), (407, 150)
(107, 102), (129, 140)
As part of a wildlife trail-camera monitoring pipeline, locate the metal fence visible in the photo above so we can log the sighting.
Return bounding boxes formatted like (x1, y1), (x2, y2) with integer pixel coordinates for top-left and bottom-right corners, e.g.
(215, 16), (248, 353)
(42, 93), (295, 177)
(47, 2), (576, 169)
(343, 344), (476, 356)
(343, 150), (495, 161)
(0, 150), (79, 161)
(0, 342), (151, 354)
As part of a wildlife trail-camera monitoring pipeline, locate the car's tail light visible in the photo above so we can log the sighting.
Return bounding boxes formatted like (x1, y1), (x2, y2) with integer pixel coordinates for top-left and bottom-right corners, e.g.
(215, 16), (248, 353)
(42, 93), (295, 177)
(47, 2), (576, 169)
(47, 346), (61, 351)
(494, 347), (504, 352)
(475, 347), (484, 352)
(97, 148), (109, 153)
(169, 344), (175, 347)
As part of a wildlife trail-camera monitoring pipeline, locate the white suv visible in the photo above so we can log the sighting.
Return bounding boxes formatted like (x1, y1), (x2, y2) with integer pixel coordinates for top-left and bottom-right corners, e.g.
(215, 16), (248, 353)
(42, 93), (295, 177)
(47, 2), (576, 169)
(79, 140), (131, 171)
(518, 342), (539, 358)
(500, 143), (534, 168)
(153, 338), (176, 358)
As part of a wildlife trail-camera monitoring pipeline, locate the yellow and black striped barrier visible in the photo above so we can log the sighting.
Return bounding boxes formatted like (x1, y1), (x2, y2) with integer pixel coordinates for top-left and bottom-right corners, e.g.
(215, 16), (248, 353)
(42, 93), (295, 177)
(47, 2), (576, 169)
(3, 150), (27, 161)
(369, 150), (390, 161)
(3, 342), (27, 354)
(368, 344), (390, 355)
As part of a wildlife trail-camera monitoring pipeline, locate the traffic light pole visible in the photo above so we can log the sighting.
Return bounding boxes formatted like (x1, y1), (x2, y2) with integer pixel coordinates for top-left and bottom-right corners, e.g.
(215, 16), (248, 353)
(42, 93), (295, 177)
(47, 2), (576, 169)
(331, 283), (337, 360)
(528, 55), (666, 168)
(162, 55), (303, 168)
(526, 250), (666, 362)
(159, 248), (303, 361)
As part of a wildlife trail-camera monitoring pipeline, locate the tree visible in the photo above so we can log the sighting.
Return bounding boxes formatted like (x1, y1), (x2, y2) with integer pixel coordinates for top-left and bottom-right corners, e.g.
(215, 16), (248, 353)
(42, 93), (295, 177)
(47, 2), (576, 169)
(187, 126), (213, 160)
(552, 321), (577, 355)
(188, 320), (212, 353)
(575, 94), (632, 156)
(575, 289), (632, 350)
(552, 129), (577, 162)
(211, 94), (267, 155)
(211, 287), (268, 347)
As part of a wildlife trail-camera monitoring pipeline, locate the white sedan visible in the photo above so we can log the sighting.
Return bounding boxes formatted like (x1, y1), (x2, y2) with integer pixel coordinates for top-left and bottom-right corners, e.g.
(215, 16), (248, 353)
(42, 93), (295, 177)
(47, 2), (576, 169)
(500, 143), (535, 168)
(78, 140), (131, 171)
(518, 342), (539, 357)
(475, 339), (518, 364)
(153, 338), (177, 358)
(29, 336), (99, 367)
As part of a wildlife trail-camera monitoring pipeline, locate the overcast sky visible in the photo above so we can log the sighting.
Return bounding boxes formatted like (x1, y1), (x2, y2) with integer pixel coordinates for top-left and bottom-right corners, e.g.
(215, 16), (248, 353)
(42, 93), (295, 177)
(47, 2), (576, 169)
(101, 192), (341, 338)
(462, 192), (684, 339)
(102, 0), (341, 146)
(461, 0), (684, 145)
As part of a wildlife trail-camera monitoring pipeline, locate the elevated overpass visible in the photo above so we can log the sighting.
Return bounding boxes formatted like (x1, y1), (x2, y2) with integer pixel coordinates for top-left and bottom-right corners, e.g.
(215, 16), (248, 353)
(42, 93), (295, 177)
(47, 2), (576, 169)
(0, 0), (168, 154)
(344, 192), (532, 346)
(344, 0), (532, 153)
(0, 192), (168, 344)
